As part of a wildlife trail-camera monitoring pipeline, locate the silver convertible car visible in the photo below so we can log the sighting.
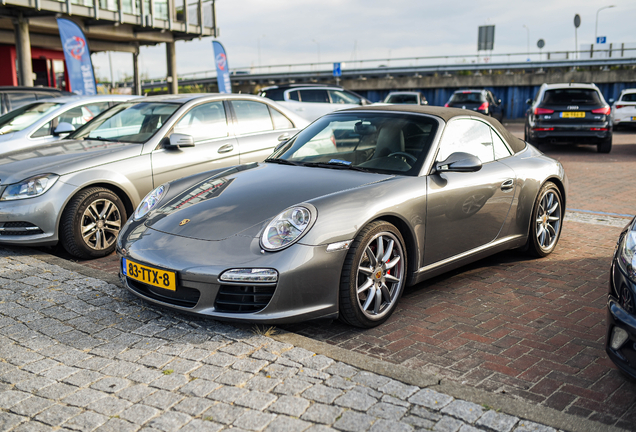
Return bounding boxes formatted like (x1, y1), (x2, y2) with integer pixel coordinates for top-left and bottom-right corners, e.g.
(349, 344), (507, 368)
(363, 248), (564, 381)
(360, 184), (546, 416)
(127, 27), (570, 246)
(117, 105), (568, 328)
(0, 94), (307, 258)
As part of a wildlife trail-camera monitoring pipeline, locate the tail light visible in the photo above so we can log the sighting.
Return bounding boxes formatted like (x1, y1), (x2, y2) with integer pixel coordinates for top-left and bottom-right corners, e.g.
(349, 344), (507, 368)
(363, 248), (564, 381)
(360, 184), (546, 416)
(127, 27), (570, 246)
(534, 107), (554, 115)
(590, 127), (609, 131)
(478, 102), (489, 111)
(444, 103), (449, 107)
(533, 127), (554, 131)
(591, 107), (611, 115)
(616, 105), (625, 109)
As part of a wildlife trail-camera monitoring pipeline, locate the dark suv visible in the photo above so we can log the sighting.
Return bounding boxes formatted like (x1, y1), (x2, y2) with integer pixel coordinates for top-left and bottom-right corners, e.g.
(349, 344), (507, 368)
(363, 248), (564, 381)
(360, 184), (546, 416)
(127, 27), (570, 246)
(445, 89), (504, 121)
(0, 86), (70, 115)
(524, 83), (612, 153)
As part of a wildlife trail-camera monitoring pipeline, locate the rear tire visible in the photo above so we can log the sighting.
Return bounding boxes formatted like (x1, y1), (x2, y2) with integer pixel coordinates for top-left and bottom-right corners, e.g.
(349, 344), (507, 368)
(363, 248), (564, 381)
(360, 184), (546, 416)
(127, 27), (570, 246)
(597, 137), (612, 153)
(60, 187), (126, 259)
(339, 221), (407, 328)
(525, 182), (563, 257)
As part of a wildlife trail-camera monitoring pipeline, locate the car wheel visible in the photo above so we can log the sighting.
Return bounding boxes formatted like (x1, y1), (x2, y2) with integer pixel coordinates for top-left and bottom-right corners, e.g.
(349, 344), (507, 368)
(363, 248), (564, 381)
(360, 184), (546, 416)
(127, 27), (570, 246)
(526, 182), (563, 257)
(524, 124), (536, 145)
(60, 187), (126, 259)
(597, 137), (612, 153)
(339, 221), (407, 328)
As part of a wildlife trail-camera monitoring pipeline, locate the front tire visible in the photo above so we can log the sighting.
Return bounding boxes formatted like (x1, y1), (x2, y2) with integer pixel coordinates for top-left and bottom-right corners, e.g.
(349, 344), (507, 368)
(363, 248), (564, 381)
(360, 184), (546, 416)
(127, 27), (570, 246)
(525, 182), (563, 257)
(60, 187), (126, 259)
(339, 221), (407, 328)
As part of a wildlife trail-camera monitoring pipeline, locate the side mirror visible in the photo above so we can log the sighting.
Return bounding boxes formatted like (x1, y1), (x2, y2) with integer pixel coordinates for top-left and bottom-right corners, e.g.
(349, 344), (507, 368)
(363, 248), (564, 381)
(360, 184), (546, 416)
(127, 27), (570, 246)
(53, 122), (75, 136)
(526, 98), (532, 105)
(497, 98), (502, 104)
(434, 152), (482, 173)
(168, 133), (195, 148)
(609, 98), (615, 104)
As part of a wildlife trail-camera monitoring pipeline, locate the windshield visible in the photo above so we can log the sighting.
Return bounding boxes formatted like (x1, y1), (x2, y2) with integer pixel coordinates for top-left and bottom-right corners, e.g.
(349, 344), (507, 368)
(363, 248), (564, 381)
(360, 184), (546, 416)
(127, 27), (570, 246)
(69, 102), (181, 143)
(449, 92), (485, 104)
(385, 94), (418, 104)
(268, 112), (438, 175)
(0, 102), (61, 135)
(542, 89), (602, 105)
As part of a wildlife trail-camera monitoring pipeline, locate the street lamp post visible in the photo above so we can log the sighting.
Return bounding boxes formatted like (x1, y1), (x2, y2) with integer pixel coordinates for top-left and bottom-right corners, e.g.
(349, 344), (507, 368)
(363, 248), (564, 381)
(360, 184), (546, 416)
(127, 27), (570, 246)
(595, 5), (616, 42)
(523, 25), (530, 61)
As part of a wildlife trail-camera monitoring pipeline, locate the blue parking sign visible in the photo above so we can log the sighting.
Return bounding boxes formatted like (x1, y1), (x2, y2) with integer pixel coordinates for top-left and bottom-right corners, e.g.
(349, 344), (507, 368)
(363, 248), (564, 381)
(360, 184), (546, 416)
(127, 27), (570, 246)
(333, 62), (342, 77)
(596, 36), (606, 44)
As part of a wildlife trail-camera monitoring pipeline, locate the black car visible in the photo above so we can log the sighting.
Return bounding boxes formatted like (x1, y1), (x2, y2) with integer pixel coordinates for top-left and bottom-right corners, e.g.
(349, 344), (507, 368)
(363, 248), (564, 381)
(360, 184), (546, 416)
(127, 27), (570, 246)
(607, 216), (636, 380)
(445, 89), (504, 121)
(0, 86), (70, 115)
(524, 83), (612, 153)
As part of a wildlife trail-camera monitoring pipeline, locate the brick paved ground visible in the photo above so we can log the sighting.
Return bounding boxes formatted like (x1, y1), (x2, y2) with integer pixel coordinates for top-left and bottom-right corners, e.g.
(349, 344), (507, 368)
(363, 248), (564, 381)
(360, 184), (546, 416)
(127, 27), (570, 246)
(31, 125), (636, 429)
(0, 250), (565, 432)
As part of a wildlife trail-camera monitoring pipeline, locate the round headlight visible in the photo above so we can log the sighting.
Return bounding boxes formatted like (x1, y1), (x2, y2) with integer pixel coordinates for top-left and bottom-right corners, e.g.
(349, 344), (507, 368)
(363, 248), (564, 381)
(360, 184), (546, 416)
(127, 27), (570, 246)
(134, 184), (168, 220)
(261, 206), (312, 251)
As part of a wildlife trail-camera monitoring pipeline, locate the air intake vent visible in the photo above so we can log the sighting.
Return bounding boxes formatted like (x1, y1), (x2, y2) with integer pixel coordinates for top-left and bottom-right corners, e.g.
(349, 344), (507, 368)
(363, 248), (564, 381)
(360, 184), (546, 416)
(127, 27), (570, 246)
(215, 284), (276, 313)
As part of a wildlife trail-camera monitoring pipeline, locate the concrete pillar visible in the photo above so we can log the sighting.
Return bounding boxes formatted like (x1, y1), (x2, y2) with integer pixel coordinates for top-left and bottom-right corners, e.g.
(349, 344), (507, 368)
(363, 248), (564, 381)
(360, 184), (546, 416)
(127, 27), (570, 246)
(14, 15), (33, 87)
(166, 42), (178, 94)
(133, 52), (142, 95)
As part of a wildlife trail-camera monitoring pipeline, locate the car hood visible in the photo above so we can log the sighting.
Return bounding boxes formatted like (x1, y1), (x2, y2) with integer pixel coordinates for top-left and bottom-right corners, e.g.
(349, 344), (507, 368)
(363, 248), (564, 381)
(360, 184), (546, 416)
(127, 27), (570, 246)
(145, 163), (394, 241)
(0, 139), (142, 185)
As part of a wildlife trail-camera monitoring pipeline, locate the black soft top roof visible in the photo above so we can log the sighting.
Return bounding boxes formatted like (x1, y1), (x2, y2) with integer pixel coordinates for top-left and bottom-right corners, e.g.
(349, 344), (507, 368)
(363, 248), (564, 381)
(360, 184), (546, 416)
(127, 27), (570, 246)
(340, 104), (527, 154)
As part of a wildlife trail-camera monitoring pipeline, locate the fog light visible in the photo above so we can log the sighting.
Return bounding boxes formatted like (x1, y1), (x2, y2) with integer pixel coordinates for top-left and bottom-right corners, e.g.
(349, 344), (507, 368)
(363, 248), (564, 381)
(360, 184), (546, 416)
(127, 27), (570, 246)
(220, 268), (278, 283)
(611, 326), (629, 350)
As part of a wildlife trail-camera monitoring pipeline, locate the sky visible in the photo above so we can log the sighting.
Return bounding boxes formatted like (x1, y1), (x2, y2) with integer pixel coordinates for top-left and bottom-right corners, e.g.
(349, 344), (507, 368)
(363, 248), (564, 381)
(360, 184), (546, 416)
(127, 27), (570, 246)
(91, 0), (636, 82)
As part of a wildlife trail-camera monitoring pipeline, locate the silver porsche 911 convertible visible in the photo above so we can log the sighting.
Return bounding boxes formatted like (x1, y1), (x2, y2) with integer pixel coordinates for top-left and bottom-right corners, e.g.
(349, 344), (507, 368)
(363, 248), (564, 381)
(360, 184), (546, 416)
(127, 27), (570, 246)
(117, 105), (567, 328)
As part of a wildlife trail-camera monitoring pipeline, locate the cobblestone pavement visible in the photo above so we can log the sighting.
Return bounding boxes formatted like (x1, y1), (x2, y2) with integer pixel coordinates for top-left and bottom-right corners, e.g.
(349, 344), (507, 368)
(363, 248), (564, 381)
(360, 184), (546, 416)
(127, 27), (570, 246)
(0, 249), (581, 432)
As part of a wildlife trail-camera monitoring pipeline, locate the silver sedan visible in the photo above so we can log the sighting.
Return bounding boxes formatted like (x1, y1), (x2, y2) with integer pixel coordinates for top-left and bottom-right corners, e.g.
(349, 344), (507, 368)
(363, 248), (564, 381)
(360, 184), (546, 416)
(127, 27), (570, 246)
(0, 95), (134, 155)
(0, 93), (308, 258)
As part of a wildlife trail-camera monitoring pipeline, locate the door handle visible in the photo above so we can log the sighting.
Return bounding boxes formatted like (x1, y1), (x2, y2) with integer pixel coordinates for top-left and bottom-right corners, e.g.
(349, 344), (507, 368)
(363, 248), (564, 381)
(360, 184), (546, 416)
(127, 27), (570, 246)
(218, 144), (234, 154)
(501, 179), (514, 191)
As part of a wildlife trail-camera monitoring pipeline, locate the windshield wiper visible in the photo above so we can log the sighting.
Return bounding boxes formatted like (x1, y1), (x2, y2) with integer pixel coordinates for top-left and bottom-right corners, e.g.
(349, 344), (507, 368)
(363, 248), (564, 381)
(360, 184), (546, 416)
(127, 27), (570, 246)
(87, 136), (119, 142)
(302, 160), (370, 172)
(264, 158), (303, 166)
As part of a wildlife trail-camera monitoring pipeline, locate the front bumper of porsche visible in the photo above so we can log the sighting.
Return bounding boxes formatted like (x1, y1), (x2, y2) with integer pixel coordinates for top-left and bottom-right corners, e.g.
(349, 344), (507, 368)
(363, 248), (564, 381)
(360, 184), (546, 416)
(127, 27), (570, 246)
(117, 225), (345, 324)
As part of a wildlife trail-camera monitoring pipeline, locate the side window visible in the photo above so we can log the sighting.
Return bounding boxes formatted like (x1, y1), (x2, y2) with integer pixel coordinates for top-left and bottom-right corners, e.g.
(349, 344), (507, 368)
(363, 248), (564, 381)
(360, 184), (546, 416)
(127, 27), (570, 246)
(437, 119), (494, 164)
(231, 100), (274, 135)
(32, 122), (52, 138)
(269, 107), (293, 129)
(7, 92), (36, 111)
(491, 129), (512, 159)
(329, 90), (361, 105)
(287, 90), (300, 101)
(173, 101), (228, 141)
(299, 90), (329, 103)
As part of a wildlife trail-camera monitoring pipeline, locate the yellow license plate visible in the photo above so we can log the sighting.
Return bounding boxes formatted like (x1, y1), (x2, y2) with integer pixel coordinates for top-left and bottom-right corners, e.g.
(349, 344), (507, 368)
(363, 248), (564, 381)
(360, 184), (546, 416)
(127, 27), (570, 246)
(561, 111), (585, 118)
(122, 258), (176, 291)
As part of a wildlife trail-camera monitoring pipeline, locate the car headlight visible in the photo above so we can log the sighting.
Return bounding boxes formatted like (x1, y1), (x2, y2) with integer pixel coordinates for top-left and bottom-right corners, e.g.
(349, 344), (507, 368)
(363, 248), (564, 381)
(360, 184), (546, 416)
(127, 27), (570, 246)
(134, 184), (168, 220)
(619, 228), (636, 281)
(0, 174), (59, 201)
(261, 206), (313, 251)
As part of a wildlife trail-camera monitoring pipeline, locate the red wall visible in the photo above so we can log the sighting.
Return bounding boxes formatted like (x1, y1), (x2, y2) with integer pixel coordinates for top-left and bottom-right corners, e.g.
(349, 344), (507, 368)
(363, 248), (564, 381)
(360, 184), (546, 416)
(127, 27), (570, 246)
(0, 44), (68, 89)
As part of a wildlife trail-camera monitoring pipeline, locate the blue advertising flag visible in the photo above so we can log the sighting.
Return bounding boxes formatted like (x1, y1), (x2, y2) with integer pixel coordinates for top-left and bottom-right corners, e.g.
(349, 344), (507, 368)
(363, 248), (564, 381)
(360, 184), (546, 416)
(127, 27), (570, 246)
(57, 18), (97, 96)
(212, 41), (232, 94)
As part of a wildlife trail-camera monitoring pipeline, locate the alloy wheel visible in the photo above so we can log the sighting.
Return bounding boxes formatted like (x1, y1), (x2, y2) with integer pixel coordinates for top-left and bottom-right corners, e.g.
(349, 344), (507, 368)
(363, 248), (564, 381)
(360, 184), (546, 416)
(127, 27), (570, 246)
(355, 232), (405, 319)
(535, 189), (561, 251)
(80, 198), (122, 251)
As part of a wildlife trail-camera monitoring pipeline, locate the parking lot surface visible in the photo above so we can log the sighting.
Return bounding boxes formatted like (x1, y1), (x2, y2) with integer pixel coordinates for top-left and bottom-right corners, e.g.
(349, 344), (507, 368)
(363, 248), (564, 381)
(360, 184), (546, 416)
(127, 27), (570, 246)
(1, 249), (577, 432)
(8, 123), (636, 430)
